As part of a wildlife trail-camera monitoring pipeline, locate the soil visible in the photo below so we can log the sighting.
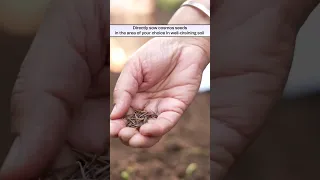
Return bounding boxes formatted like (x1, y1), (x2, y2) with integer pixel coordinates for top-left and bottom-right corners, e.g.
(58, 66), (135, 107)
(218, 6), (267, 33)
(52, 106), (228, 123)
(110, 73), (210, 180)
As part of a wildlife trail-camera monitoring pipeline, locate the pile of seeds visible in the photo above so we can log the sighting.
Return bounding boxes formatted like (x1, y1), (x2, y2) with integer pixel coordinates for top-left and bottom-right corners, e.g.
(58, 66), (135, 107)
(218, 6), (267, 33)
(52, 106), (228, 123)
(125, 109), (158, 128)
(42, 149), (109, 180)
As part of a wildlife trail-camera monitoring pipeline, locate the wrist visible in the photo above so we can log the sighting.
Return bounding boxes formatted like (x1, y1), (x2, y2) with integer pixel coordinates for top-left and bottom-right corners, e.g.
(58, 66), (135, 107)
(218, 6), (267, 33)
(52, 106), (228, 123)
(168, 0), (210, 65)
(168, 0), (210, 25)
(186, 37), (210, 65)
(175, 37), (210, 68)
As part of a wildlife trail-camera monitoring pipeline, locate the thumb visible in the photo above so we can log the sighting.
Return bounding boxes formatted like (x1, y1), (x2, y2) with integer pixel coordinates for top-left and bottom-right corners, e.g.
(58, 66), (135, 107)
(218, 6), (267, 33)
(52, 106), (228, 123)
(110, 58), (142, 120)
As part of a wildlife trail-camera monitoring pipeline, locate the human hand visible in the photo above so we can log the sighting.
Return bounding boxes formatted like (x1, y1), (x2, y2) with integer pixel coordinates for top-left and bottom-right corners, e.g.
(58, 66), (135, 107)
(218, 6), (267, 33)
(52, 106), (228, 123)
(110, 37), (210, 148)
(0, 0), (109, 179)
(211, 0), (319, 179)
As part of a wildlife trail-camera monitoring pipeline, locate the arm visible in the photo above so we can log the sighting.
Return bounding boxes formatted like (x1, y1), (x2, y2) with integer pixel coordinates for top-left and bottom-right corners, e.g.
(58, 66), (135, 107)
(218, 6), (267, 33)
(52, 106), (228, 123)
(168, 0), (211, 61)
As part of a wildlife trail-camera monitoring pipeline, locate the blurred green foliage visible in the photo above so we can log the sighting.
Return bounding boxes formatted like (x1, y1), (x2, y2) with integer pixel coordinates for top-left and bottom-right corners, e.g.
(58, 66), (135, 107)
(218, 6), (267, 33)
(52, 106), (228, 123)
(185, 163), (198, 177)
(156, 0), (185, 12)
(120, 170), (130, 180)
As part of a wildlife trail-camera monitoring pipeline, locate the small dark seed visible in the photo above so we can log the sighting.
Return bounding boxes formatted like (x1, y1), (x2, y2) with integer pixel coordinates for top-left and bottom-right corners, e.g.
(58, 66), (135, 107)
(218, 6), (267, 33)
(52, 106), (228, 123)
(124, 109), (158, 128)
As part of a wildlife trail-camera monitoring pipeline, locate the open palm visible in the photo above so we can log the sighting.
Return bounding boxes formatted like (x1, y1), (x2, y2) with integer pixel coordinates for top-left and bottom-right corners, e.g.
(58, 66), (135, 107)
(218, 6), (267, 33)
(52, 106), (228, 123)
(110, 37), (209, 148)
(211, 0), (319, 179)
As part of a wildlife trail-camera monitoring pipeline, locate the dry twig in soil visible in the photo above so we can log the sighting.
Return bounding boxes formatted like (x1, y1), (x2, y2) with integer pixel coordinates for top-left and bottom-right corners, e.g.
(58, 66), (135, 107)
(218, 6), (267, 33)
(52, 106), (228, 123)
(41, 148), (109, 180)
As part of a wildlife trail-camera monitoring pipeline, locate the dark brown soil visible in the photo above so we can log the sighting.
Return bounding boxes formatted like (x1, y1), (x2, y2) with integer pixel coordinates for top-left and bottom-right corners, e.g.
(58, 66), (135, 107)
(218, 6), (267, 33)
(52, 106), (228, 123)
(110, 73), (210, 180)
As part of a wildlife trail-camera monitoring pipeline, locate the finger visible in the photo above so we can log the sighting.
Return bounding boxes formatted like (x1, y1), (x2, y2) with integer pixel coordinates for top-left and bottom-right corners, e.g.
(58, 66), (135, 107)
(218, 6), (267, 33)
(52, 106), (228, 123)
(111, 58), (142, 119)
(0, 0), (108, 179)
(139, 111), (181, 137)
(118, 127), (139, 145)
(50, 145), (77, 174)
(138, 121), (162, 136)
(110, 108), (135, 138)
(87, 67), (109, 98)
(129, 134), (161, 148)
(110, 119), (126, 138)
(68, 98), (109, 154)
(119, 127), (161, 148)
